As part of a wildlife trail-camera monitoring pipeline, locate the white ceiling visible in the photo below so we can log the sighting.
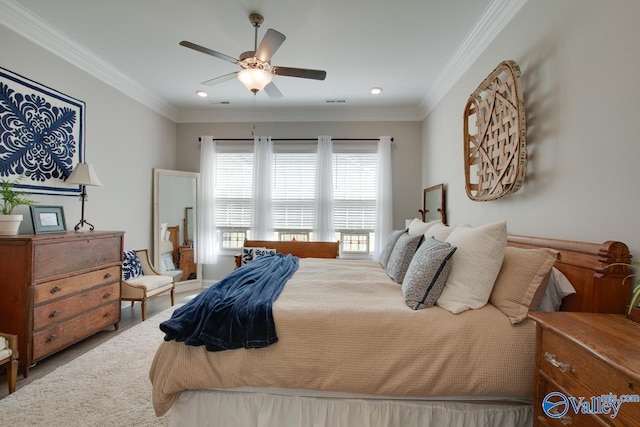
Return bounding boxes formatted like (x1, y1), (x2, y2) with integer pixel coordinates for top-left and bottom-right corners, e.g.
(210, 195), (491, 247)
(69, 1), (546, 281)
(0, 0), (525, 122)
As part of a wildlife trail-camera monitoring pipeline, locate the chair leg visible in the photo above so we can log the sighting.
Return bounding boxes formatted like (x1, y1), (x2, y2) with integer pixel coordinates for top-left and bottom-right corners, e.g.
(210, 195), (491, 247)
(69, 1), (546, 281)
(141, 301), (147, 321)
(8, 359), (18, 393)
(130, 301), (134, 308)
(170, 288), (175, 306)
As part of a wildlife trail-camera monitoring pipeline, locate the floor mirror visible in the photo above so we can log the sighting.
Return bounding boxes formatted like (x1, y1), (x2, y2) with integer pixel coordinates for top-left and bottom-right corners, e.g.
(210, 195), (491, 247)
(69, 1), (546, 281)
(153, 168), (202, 292)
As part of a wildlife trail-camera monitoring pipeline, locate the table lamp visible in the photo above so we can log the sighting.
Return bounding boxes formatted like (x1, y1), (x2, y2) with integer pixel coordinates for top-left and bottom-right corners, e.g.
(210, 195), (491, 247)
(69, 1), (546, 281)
(66, 162), (102, 231)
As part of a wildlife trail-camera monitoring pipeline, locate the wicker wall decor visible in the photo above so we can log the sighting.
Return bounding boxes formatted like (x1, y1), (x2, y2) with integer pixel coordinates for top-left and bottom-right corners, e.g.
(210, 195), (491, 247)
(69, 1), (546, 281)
(463, 60), (526, 201)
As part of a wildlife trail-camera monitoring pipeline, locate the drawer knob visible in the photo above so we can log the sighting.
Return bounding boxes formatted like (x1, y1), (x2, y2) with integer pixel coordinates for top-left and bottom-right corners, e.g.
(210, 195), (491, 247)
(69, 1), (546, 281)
(103, 311), (111, 318)
(103, 292), (111, 299)
(104, 272), (112, 279)
(544, 352), (571, 372)
(48, 310), (59, 318)
(548, 406), (573, 424)
(45, 334), (58, 343)
(50, 286), (62, 294)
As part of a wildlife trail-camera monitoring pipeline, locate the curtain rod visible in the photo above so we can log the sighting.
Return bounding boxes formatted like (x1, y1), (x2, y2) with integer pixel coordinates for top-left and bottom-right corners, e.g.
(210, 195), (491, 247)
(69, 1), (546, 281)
(198, 137), (393, 142)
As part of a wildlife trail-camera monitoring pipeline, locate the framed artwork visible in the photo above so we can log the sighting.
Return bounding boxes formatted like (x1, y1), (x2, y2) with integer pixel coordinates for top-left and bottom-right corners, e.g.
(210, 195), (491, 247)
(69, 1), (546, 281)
(31, 205), (67, 234)
(0, 67), (85, 196)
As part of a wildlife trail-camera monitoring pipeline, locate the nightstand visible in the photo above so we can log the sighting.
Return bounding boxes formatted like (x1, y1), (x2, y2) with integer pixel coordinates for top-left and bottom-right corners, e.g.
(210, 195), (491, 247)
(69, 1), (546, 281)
(528, 312), (640, 426)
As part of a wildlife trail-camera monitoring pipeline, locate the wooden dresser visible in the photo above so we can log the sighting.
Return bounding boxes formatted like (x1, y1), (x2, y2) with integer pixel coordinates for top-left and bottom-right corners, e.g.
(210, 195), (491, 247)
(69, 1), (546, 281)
(0, 231), (124, 377)
(528, 312), (640, 426)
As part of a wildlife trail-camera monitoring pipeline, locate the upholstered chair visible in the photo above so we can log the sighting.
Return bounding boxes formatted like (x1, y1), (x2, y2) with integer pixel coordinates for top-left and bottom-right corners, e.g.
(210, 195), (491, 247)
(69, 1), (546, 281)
(121, 249), (175, 321)
(0, 332), (18, 394)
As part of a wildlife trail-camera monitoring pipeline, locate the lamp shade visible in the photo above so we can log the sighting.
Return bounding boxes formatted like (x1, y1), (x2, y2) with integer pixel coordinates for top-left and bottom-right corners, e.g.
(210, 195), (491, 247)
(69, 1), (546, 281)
(238, 69), (272, 93)
(66, 162), (103, 187)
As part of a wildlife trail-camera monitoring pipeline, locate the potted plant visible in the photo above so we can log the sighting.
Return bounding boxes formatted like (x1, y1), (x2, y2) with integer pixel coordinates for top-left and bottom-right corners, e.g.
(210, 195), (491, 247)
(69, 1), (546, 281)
(0, 176), (36, 235)
(606, 261), (640, 323)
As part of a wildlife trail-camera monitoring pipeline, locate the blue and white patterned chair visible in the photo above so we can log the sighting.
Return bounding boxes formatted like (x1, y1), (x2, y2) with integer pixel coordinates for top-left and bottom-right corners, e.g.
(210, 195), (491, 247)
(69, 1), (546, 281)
(121, 249), (175, 321)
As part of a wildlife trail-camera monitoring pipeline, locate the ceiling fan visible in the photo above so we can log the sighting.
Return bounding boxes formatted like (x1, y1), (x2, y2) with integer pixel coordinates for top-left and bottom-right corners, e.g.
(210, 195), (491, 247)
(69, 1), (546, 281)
(180, 13), (327, 99)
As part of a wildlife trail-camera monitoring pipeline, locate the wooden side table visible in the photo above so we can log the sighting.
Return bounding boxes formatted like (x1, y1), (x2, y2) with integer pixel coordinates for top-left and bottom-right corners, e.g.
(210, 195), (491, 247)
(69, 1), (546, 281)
(528, 312), (640, 426)
(179, 245), (197, 281)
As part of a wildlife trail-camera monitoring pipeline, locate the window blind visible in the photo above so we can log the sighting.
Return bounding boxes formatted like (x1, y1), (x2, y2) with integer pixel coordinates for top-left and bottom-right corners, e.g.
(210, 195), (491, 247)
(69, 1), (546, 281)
(215, 152), (253, 227)
(333, 153), (377, 230)
(272, 153), (317, 229)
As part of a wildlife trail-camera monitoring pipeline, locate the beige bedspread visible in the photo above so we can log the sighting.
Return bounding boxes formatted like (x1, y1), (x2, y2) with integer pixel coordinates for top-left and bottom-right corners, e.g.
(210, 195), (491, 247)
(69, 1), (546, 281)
(150, 258), (536, 416)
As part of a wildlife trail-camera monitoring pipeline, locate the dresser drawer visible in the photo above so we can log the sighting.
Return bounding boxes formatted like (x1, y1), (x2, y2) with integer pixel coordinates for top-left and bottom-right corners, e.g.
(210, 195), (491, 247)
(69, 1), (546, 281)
(541, 330), (640, 425)
(33, 266), (120, 304)
(34, 235), (121, 280)
(33, 282), (119, 330)
(32, 300), (120, 361)
(537, 375), (609, 427)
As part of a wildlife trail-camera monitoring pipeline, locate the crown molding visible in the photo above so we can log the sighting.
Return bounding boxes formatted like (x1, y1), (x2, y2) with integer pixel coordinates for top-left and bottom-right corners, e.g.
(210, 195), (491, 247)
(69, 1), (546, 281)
(177, 106), (423, 123)
(417, 0), (528, 119)
(0, 0), (179, 121)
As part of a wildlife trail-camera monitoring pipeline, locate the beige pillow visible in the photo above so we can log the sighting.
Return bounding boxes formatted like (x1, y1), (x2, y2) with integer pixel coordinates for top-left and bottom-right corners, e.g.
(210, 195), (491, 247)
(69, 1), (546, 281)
(490, 246), (558, 324)
(408, 218), (438, 236)
(436, 220), (508, 314)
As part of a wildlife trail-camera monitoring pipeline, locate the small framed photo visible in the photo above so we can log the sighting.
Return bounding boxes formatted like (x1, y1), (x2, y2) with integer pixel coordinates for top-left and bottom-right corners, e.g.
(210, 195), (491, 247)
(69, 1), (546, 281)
(31, 205), (67, 234)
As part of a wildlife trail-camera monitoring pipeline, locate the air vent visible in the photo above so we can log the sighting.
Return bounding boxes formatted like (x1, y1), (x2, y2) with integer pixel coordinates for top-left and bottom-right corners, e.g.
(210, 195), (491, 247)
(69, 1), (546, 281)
(208, 100), (231, 105)
(325, 99), (347, 103)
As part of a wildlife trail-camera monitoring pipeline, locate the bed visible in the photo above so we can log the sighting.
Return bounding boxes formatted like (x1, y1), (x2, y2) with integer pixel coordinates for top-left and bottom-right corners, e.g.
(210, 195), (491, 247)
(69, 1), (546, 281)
(149, 231), (631, 427)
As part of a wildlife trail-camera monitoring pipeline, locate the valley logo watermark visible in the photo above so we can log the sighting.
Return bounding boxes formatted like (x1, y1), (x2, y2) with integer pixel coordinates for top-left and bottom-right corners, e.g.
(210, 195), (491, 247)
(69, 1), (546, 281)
(543, 391), (640, 419)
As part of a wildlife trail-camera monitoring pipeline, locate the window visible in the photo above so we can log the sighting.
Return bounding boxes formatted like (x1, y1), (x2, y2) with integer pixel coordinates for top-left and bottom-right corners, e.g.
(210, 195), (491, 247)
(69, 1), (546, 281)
(215, 152), (253, 249)
(213, 142), (379, 254)
(272, 152), (316, 234)
(333, 152), (377, 253)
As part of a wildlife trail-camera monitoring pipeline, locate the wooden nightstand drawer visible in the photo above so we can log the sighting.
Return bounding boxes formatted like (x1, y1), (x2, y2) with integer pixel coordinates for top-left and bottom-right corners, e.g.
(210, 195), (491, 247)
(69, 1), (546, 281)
(541, 329), (638, 399)
(33, 266), (120, 305)
(32, 300), (120, 361)
(530, 312), (640, 427)
(33, 282), (119, 330)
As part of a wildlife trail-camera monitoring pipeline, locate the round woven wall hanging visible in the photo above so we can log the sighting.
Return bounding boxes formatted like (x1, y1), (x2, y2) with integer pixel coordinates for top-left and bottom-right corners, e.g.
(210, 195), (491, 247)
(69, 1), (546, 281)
(463, 60), (526, 201)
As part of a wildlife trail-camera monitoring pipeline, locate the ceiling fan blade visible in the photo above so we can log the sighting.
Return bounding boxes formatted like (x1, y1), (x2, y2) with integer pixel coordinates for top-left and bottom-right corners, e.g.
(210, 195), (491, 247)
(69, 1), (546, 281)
(179, 41), (238, 64)
(201, 72), (238, 86)
(264, 82), (283, 99)
(271, 66), (327, 80)
(255, 29), (286, 62)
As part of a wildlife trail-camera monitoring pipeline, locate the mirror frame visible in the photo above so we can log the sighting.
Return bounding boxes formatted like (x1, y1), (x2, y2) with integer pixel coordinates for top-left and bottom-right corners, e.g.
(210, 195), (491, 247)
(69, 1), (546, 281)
(153, 168), (202, 291)
(419, 183), (446, 225)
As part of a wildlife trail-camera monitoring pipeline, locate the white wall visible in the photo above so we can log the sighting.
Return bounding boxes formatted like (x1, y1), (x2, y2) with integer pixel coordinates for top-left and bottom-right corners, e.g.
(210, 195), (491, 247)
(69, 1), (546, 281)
(176, 120), (422, 279)
(0, 25), (177, 250)
(422, 0), (640, 258)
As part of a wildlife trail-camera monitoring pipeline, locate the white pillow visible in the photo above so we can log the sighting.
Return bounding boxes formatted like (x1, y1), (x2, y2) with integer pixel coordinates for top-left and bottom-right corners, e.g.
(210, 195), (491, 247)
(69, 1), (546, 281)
(537, 267), (576, 311)
(160, 223), (168, 241)
(407, 218), (436, 236)
(436, 220), (508, 314)
(424, 222), (453, 241)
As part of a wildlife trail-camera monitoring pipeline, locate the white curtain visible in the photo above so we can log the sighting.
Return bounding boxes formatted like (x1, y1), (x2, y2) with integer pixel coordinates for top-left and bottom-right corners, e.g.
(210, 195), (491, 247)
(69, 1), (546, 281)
(198, 135), (217, 264)
(313, 135), (335, 241)
(251, 136), (274, 240)
(374, 136), (393, 261)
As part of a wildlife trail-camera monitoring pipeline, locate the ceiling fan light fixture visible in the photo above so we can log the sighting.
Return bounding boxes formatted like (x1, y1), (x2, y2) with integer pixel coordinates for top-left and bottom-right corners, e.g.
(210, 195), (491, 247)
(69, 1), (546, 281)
(238, 68), (272, 93)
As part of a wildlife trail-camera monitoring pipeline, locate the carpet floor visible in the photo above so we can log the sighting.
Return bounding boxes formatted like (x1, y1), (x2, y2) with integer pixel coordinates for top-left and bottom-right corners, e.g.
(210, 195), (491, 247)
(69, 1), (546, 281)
(0, 305), (177, 426)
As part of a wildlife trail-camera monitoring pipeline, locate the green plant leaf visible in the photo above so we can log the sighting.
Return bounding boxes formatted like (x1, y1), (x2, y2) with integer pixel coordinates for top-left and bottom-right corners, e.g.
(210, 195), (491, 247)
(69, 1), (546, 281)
(629, 285), (640, 315)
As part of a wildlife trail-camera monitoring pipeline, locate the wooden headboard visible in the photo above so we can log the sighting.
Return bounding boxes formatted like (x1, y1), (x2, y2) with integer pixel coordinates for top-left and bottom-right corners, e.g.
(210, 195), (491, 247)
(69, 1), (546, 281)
(236, 240), (340, 269)
(507, 234), (632, 314)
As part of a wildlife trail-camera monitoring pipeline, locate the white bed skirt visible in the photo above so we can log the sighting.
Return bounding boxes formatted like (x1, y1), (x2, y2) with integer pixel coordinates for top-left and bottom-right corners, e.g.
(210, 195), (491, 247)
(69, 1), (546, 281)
(168, 390), (533, 427)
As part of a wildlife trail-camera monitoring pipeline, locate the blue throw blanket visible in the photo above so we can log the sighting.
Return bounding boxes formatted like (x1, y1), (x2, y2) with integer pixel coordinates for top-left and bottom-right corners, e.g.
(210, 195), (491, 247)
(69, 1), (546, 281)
(160, 253), (299, 351)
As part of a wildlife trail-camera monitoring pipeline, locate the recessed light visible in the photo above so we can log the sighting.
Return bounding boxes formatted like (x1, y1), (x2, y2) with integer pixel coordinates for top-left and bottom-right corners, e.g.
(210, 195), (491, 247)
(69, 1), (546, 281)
(371, 87), (383, 95)
(196, 90), (208, 98)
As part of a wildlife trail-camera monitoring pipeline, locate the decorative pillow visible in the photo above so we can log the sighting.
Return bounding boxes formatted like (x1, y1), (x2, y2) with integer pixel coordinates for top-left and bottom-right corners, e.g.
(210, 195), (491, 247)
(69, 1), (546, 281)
(378, 229), (406, 268)
(407, 218), (438, 237)
(122, 250), (144, 280)
(424, 222), (454, 241)
(241, 247), (258, 266)
(436, 220), (508, 314)
(253, 247), (276, 259)
(386, 232), (423, 284)
(489, 246), (558, 323)
(402, 237), (457, 310)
